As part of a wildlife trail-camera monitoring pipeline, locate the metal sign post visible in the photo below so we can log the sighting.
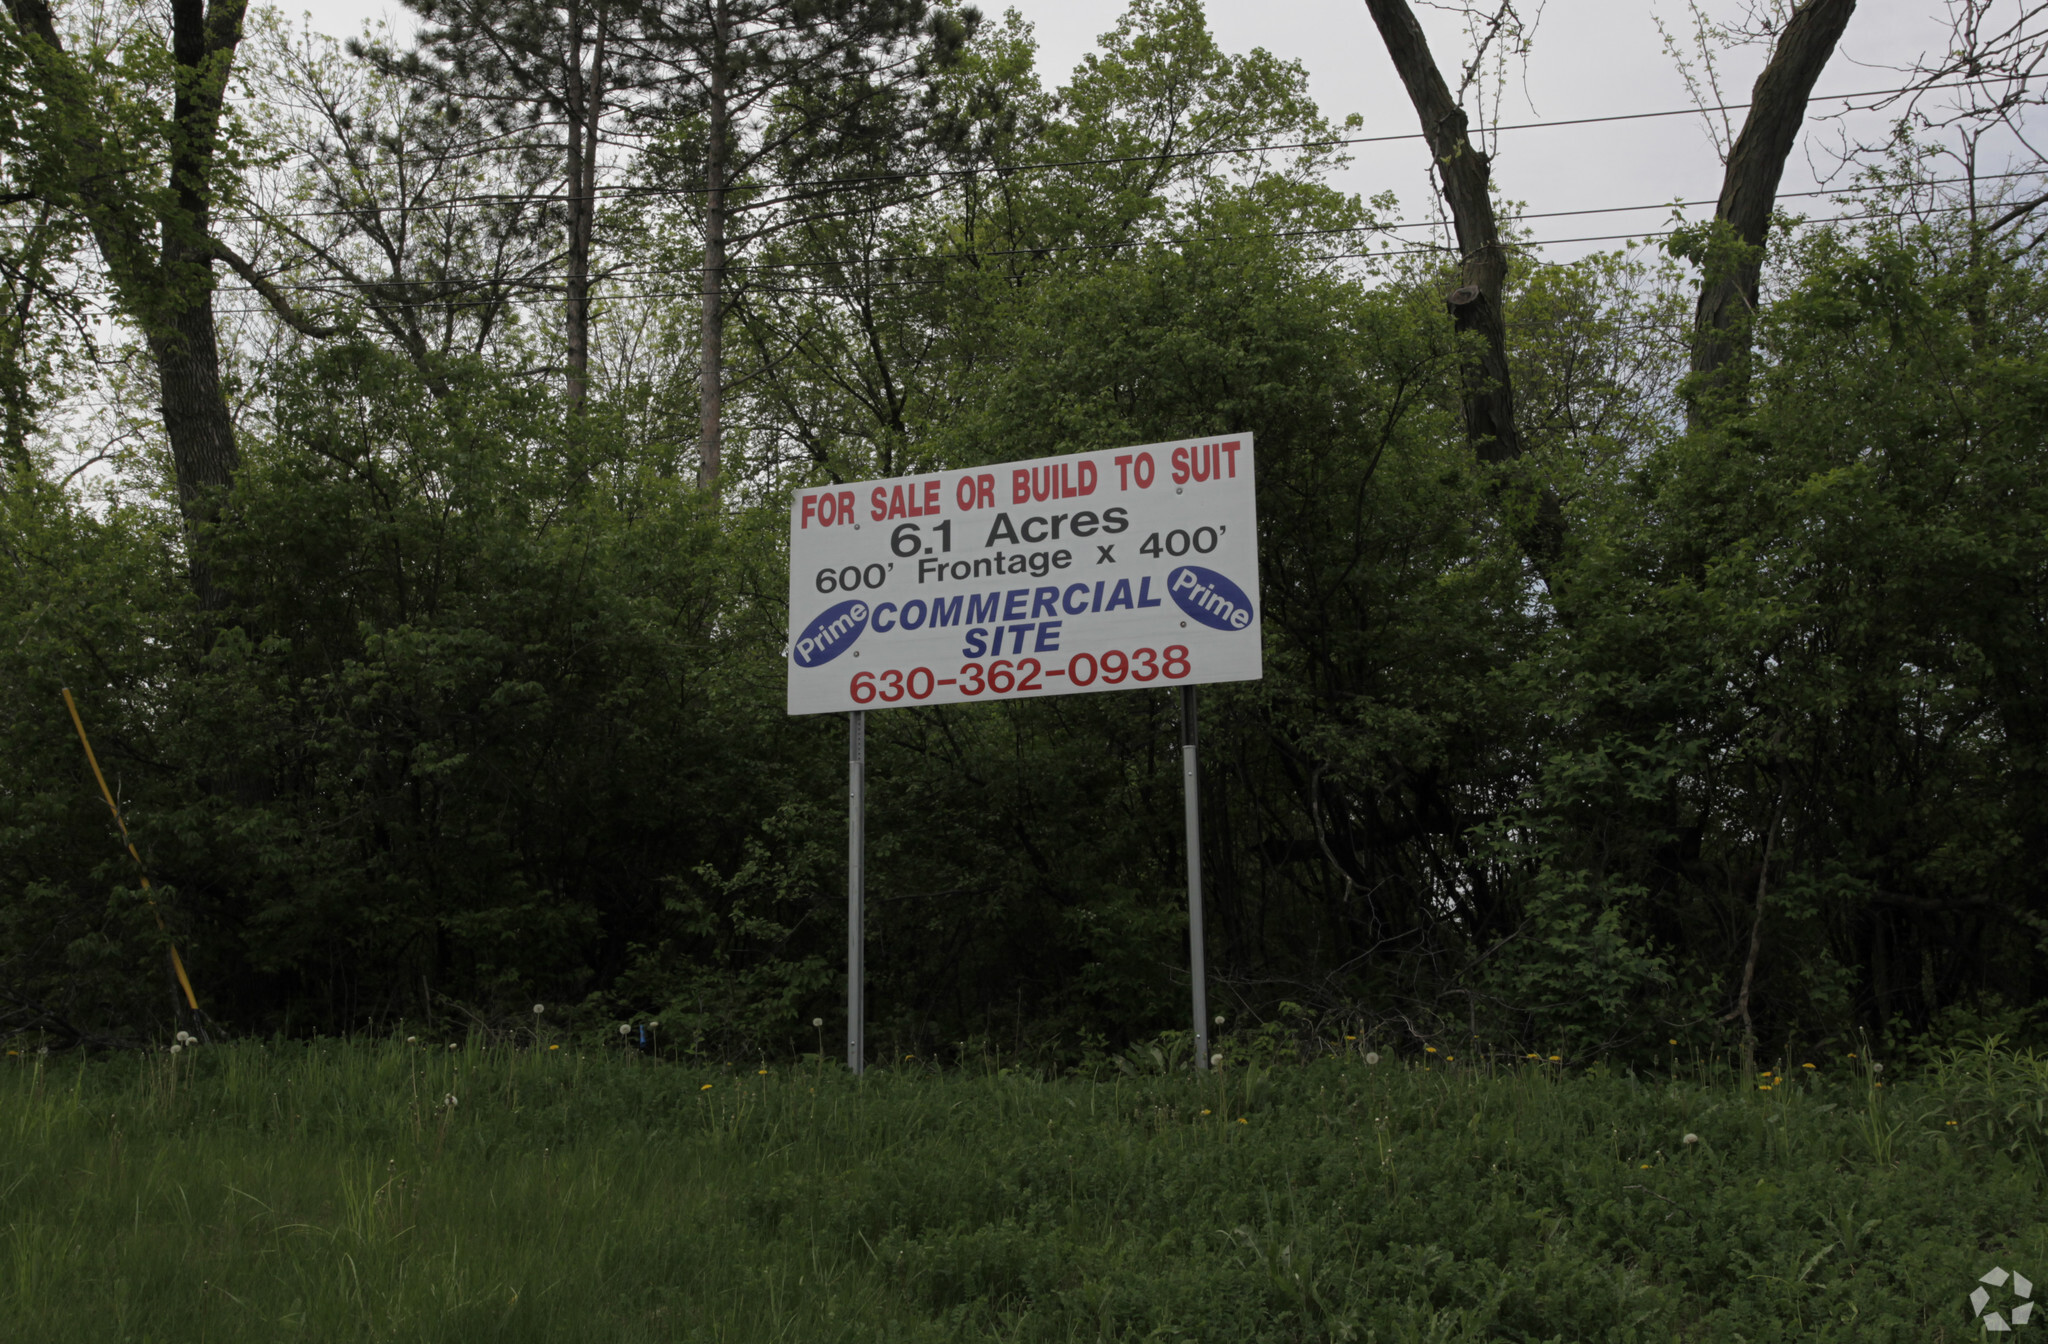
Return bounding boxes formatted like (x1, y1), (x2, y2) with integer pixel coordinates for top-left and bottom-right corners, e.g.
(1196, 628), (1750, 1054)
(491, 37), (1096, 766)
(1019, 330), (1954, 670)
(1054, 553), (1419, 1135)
(1181, 685), (1211, 1069)
(848, 710), (866, 1075)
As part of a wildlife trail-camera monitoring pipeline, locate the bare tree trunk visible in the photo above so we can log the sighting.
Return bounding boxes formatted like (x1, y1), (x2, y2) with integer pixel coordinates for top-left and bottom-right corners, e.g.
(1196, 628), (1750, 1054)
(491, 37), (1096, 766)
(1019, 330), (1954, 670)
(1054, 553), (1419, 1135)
(1691, 0), (1857, 402)
(148, 303), (238, 609)
(697, 1), (729, 491)
(1360, 0), (1564, 579)
(564, 0), (608, 416)
(154, 0), (248, 610)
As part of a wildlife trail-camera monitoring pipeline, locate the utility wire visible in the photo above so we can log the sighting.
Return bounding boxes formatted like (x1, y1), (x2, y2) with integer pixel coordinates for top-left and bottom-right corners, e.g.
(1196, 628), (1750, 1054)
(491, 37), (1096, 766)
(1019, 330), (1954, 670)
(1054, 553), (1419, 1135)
(210, 198), (2019, 316)
(204, 78), (2007, 223)
(207, 175), (2043, 305)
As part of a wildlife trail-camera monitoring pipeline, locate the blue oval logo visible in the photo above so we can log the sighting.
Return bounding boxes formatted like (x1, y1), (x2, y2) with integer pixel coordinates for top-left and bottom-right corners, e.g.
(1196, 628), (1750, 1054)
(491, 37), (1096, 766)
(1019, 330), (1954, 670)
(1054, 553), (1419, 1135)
(1166, 565), (1255, 631)
(792, 598), (870, 666)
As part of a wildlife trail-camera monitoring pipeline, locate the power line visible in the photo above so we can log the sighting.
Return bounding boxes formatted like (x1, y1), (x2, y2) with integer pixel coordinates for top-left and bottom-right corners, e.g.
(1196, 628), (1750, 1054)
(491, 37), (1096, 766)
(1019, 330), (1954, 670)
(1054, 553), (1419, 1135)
(209, 198), (2016, 318)
(208, 78), (2008, 224)
(207, 172), (2045, 299)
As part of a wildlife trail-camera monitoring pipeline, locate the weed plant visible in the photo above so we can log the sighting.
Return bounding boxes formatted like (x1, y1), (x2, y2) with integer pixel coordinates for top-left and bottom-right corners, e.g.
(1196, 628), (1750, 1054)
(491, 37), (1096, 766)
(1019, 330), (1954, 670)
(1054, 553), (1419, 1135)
(2, 1037), (2042, 1341)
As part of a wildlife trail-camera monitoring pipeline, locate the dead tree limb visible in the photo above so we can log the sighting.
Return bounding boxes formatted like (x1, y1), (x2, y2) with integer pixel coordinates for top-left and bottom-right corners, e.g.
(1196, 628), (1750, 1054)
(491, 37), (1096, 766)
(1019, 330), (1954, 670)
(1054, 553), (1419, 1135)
(1691, 0), (1858, 399)
(1360, 0), (1566, 581)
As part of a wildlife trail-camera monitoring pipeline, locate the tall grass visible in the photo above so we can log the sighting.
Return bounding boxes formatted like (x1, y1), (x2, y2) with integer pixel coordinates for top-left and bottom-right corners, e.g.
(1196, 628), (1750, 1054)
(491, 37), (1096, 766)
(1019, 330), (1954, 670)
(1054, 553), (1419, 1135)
(2, 1039), (2042, 1341)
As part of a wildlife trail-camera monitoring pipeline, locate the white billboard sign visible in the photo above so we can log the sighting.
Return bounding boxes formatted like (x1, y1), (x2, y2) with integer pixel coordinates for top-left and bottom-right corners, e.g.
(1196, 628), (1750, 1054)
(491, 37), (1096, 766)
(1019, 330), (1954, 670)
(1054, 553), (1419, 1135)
(786, 434), (1260, 715)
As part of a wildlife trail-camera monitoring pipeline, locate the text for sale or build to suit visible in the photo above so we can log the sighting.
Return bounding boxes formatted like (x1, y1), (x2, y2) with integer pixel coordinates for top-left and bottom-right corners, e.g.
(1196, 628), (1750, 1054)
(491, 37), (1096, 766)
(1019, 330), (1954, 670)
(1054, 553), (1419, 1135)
(785, 434), (1261, 715)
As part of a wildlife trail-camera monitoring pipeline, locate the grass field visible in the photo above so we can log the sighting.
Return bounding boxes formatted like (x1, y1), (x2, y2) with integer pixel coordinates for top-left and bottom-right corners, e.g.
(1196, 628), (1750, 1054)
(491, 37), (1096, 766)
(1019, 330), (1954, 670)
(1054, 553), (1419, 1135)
(3, 1036), (2044, 1342)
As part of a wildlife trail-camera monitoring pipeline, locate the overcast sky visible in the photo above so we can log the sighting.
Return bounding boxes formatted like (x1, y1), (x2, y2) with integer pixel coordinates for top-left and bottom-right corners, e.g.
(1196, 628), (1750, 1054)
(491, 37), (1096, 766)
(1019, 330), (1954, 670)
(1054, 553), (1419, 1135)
(289, 0), (1992, 260)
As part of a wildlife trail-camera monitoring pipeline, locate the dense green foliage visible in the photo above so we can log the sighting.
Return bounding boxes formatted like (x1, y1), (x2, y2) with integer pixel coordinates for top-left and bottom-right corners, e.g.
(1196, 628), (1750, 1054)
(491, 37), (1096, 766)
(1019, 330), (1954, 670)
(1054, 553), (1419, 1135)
(4, 1039), (2046, 1340)
(2, 0), (2046, 1065)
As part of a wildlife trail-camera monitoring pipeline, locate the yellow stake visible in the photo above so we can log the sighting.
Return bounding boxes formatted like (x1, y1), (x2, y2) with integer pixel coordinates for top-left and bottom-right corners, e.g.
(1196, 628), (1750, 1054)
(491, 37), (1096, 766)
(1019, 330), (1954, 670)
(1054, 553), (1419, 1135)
(60, 689), (200, 1013)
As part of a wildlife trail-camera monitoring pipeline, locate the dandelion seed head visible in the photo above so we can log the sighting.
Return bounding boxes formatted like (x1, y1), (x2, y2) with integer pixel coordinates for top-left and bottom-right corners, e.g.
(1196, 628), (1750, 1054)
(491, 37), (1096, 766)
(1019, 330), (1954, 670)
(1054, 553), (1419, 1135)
(406, 1036), (416, 1043)
(1682, 1133), (1699, 1144)
(812, 1017), (824, 1028)
(170, 1044), (182, 1055)
(1214, 1015), (1224, 1026)
(532, 1004), (545, 1015)
(445, 1094), (458, 1107)
(619, 1024), (631, 1036)
(1364, 1052), (1381, 1065)
(1210, 1052), (1224, 1067)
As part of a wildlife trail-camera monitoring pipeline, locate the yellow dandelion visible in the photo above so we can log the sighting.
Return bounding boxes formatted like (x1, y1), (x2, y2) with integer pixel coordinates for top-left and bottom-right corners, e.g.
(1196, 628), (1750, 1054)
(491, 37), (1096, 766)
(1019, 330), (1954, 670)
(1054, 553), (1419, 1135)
(1947, 1120), (1958, 1126)
(1758, 1084), (1771, 1091)
(1801, 1063), (1815, 1070)
(1201, 1109), (1211, 1115)
(1547, 1055), (1561, 1062)
(1237, 1118), (1248, 1125)
(1640, 1163), (1650, 1169)
(757, 1068), (768, 1075)
(700, 1083), (713, 1091)
(1345, 1035), (1356, 1041)
(549, 1044), (559, 1051)
(1667, 1039), (1677, 1045)
(1425, 1046), (1437, 1053)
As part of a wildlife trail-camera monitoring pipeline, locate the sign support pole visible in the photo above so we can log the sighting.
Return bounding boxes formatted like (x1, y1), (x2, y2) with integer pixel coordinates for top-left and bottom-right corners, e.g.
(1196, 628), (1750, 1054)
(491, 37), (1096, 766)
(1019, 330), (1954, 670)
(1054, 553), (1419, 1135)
(847, 710), (866, 1075)
(1181, 685), (1211, 1069)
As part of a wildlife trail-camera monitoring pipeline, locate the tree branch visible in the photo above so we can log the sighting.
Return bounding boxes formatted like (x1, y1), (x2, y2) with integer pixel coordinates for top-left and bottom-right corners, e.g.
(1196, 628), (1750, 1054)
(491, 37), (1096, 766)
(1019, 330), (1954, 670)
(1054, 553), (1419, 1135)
(1691, 0), (1857, 395)
(212, 239), (347, 337)
(1361, 0), (1566, 582)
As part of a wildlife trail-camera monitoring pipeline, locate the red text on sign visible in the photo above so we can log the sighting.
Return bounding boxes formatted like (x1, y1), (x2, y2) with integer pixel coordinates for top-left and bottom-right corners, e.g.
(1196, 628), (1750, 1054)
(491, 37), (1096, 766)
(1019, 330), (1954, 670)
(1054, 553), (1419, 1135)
(871, 479), (943, 521)
(800, 489), (858, 529)
(1170, 440), (1241, 486)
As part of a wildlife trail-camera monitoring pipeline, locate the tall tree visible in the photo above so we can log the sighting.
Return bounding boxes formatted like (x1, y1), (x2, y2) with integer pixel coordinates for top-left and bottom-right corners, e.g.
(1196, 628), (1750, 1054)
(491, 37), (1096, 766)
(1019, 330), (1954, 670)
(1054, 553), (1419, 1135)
(1361, 0), (1857, 565)
(244, 23), (566, 400)
(2, 0), (266, 606)
(1687, 0), (1857, 402)
(638, 0), (971, 488)
(370, 0), (661, 416)
(1358, 0), (1563, 577)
